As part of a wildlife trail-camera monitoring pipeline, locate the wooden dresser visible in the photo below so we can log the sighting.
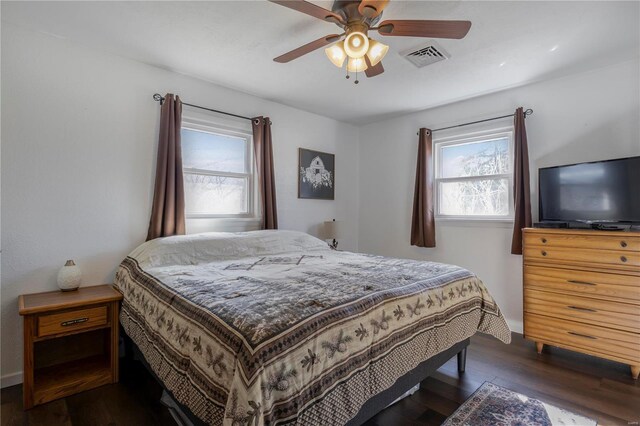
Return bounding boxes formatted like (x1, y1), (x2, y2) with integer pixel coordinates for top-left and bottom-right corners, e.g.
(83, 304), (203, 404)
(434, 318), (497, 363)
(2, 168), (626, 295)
(522, 228), (640, 379)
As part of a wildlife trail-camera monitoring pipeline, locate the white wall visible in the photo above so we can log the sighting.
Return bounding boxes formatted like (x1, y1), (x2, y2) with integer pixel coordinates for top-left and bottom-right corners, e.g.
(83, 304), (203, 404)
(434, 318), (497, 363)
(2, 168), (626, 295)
(3, 19), (639, 388)
(0, 24), (359, 385)
(357, 59), (640, 333)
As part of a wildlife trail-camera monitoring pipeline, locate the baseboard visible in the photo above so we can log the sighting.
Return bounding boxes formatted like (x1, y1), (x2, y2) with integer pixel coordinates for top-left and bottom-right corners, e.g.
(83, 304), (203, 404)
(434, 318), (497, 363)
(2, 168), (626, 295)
(1, 371), (22, 388)
(506, 318), (523, 334)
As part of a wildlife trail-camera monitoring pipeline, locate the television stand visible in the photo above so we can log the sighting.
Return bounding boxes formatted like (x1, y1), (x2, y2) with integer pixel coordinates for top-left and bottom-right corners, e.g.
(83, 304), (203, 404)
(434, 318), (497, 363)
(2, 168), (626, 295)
(523, 228), (640, 379)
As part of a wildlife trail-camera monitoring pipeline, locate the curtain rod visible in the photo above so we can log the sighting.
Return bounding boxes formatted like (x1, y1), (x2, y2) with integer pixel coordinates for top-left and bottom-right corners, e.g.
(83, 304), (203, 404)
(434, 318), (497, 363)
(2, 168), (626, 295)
(418, 108), (533, 135)
(153, 93), (254, 122)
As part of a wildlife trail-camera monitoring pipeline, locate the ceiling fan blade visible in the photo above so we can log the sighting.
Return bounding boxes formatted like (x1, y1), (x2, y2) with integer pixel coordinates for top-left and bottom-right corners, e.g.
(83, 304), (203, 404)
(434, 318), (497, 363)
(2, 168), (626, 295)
(269, 0), (346, 25)
(358, 0), (390, 19)
(364, 56), (384, 77)
(377, 20), (471, 39)
(274, 34), (342, 63)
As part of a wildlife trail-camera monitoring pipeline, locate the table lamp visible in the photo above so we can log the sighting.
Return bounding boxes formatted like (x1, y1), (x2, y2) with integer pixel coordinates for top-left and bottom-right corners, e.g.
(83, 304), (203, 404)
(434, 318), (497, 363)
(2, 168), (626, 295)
(324, 219), (342, 250)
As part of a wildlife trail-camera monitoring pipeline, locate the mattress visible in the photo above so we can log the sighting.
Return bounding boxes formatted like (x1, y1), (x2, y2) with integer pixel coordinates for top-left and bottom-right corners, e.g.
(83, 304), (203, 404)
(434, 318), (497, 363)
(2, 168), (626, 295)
(115, 230), (511, 425)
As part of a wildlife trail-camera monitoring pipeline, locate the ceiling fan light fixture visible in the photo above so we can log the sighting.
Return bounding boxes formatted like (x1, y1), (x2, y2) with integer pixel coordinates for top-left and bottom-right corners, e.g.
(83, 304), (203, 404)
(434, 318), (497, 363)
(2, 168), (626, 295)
(366, 39), (389, 66)
(346, 57), (368, 73)
(344, 32), (370, 58)
(325, 41), (347, 68)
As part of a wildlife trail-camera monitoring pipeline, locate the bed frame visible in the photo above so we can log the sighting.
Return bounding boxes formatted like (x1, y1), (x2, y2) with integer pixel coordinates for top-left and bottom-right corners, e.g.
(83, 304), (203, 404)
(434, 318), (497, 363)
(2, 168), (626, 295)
(123, 332), (469, 426)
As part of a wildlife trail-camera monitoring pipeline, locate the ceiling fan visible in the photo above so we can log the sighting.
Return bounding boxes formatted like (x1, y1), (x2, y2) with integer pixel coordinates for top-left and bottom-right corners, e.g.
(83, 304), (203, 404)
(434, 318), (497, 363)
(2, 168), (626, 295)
(269, 0), (472, 83)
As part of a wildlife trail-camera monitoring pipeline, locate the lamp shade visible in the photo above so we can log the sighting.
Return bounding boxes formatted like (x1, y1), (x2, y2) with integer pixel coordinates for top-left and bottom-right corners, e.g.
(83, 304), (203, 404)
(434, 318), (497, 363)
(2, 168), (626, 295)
(325, 41), (347, 68)
(346, 57), (368, 72)
(344, 31), (369, 59)
(323, 220), (342, 239)
(366, 39), (389, 66)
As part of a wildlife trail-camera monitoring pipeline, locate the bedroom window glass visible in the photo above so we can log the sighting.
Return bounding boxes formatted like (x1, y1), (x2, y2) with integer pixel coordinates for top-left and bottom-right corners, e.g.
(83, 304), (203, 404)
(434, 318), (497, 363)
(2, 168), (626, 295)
(181, 125), (254, 217)
(434, 128), (514, 220)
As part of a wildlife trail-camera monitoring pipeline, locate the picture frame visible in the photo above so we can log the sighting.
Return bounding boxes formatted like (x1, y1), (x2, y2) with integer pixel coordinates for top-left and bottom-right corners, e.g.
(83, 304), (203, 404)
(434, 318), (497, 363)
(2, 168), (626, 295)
(298, 148), (335, 200)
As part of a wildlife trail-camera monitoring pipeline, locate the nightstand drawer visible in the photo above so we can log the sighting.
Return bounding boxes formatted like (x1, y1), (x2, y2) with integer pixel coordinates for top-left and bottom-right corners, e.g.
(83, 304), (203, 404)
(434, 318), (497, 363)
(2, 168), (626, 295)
(38, 306), (108, 338)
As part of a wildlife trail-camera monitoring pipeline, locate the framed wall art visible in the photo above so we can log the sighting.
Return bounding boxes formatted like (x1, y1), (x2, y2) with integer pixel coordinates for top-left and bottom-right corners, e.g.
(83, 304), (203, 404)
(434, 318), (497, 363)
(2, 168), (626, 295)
(298, 148), (335, 200)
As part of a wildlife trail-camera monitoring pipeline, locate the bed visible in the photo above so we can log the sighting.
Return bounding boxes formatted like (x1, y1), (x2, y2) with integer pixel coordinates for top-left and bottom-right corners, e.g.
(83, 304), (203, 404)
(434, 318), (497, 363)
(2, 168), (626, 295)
(115, 230), (511, 425)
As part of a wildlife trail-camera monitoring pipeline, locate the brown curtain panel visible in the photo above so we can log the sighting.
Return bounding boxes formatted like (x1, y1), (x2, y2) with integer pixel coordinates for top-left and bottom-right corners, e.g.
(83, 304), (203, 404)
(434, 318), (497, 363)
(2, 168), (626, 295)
(411, 128), (436, 247)
(511, 107), (532, 254)
(146, 94), (186, 241)
(252, 116), (278, 229)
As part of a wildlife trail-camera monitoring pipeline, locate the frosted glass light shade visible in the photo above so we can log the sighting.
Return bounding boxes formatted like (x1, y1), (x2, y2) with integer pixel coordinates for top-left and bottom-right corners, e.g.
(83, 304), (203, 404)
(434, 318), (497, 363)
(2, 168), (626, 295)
(346, 57), (368, 72)
(366, 39), (389, 66)
(325, 41), (347, 68)
(344, 32), (369, 58)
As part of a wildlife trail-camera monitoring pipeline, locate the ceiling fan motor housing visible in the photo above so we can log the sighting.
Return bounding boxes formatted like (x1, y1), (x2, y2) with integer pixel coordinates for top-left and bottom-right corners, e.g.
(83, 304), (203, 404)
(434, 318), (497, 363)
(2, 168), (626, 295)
(331, 0), (382, 28)
(346, 22), (369, 36)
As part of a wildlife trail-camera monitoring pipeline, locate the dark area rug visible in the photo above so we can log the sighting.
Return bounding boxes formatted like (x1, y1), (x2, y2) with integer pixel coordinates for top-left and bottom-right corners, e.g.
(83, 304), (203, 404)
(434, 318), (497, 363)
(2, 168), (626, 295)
(443, 382), (597, 426)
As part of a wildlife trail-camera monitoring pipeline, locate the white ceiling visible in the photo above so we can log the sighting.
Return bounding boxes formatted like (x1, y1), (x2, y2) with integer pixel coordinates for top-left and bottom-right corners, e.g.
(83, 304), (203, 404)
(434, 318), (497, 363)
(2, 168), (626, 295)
(3, 1), (639, 124)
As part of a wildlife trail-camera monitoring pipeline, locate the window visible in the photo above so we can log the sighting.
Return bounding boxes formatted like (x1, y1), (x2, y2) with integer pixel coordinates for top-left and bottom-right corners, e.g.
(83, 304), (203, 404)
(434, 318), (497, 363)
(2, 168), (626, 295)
(434, 128), (513, 220)
(181, 122), (254, 218)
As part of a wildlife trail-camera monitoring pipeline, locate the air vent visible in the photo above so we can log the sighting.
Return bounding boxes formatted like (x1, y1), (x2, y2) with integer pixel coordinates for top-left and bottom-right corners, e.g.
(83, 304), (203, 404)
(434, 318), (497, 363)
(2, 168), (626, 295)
(401, 41), (450, 68)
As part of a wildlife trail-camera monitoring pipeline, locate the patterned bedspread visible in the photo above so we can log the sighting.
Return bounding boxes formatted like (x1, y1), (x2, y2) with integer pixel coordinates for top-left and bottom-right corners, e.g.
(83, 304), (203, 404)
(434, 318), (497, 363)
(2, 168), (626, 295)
(115, 230), (511, 425)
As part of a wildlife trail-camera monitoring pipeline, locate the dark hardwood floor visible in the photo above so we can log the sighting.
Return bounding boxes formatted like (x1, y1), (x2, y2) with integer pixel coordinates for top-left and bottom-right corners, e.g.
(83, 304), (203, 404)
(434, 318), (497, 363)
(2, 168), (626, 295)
(2, 332), (638, 425)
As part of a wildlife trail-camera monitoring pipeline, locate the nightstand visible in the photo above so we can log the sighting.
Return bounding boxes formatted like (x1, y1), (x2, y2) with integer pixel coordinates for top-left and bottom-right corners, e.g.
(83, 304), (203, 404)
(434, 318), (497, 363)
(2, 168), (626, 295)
(18, 284), (123, 409)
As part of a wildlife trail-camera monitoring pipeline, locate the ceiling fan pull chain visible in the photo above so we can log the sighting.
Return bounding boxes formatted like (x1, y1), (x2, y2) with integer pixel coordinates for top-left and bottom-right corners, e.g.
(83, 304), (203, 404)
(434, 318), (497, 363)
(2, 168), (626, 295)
(355, 69), (359, 84)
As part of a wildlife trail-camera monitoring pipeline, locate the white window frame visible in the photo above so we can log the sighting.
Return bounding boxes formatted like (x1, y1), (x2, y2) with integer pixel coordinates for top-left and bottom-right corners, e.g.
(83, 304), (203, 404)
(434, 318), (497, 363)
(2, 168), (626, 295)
(434, 127), (514, 221)
(181, 117), (257, 220)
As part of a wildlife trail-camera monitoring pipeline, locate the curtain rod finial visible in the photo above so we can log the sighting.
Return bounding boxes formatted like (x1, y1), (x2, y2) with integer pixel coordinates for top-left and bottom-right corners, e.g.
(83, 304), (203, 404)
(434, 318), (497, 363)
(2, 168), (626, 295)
(153, 93), (164, 104)
(524, 108), (533, 117)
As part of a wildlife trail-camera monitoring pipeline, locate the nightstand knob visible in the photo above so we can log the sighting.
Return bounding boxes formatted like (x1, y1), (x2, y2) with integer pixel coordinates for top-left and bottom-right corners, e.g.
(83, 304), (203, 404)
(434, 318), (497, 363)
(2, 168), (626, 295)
(620, 241), (627, 248)
(620, 256), (627, 263)
(541, 238), (547, 244)
(541, 250), (547, 257)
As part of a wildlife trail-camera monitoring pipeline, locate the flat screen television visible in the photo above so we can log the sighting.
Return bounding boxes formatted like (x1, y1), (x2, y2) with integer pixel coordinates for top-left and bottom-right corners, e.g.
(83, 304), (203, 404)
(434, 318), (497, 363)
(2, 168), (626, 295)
(538, 156), (640, 225)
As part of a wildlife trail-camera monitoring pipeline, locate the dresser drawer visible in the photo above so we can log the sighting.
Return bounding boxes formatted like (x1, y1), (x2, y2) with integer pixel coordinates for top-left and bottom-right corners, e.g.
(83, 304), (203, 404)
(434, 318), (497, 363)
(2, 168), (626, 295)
(524, 265), (640, 303)
(524, 288), (640, 333)
(524, 232), (640, 252)
(524, 246), (640, 269)
(37, 306), (108, 338)
(524, 313), (640, 364)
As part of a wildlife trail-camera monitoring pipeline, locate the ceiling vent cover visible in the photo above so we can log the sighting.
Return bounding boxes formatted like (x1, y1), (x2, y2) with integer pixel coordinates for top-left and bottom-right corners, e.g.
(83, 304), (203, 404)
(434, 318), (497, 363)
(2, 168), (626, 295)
(401, 41), (450, 68)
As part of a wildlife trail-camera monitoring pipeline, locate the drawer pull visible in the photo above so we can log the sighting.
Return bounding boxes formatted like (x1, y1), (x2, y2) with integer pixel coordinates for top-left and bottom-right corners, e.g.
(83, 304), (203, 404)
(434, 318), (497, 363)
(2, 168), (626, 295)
(60, 317), (89, 327)
(567, 280), (596, 286)
(620, 241), (627, 248)
(541, 250), (547, 256)
(620, 256), (627, 263)
(541, 238), (547, 244)
(568, 331), (597, 340)
(567, 305), (597, 313)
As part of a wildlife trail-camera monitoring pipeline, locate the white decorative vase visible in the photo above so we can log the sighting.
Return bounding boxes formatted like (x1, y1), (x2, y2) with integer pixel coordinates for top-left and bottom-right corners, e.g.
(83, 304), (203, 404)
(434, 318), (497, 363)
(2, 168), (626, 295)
(57, 260), (81, 291)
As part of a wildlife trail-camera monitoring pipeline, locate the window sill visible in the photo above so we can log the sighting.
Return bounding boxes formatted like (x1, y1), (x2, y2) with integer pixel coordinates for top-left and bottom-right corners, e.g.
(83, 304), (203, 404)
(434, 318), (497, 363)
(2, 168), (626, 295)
(186, 217), (262, 233)
(436, 218), (514, 228)
(186, 216), (260, 221)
